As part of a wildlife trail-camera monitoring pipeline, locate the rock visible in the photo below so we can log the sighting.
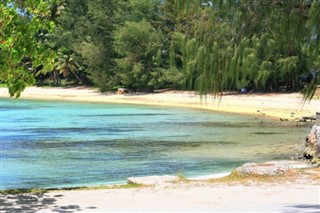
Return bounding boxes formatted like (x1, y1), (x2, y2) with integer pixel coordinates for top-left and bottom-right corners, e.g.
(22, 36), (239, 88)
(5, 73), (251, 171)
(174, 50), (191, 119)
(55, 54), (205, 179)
(303, 125), (320, 165)
(267, 160), (313, 169)
(280, 118), (288, 121)
(236, 160), (314, 176)
(236, 162), (290, 176)
(299, 116), (316, 122)
(116, 88), (129, 94)
(127, 175), (179, 185)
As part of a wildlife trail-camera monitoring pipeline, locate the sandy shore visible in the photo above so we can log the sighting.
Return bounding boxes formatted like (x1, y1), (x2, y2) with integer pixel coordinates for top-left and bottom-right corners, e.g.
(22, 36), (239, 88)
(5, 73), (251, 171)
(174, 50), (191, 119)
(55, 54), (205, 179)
(1, 86), (319, 120)
(1, 174), (319, 212)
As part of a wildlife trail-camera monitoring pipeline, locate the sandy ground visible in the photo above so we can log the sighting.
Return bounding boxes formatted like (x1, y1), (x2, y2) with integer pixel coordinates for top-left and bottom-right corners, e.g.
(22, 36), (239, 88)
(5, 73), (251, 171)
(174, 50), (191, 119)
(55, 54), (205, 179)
(1, 179), (319, 212)
(1, 87), (320, 212)
(1, 86), (319, 120)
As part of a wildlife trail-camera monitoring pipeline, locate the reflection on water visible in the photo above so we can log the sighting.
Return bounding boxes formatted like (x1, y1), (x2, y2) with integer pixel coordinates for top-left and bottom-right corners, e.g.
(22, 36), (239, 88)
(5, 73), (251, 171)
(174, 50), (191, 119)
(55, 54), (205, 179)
(1, 98), (311, 189)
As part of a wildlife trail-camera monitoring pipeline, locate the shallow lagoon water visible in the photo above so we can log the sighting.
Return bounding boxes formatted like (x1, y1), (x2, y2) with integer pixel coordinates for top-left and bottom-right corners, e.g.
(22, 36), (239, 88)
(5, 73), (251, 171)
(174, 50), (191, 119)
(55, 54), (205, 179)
(1, 98), (309, 189)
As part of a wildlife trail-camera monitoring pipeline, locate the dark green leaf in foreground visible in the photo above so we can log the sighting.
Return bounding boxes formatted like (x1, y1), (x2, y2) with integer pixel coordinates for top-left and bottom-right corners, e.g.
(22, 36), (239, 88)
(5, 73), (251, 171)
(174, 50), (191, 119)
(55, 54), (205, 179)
(0, 0), (64, 97)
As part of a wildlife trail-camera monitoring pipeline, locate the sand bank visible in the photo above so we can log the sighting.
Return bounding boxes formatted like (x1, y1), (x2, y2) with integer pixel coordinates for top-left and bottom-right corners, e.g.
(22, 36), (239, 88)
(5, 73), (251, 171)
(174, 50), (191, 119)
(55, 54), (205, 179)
(1, 86), (319, 120)
(1, 174), (319, 212)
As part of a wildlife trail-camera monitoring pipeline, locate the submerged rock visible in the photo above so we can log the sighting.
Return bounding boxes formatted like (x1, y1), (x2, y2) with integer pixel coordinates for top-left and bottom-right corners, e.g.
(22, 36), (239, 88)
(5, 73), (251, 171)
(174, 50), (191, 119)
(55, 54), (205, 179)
(127, 175), (179, 185)
(303, 125), (320, 165)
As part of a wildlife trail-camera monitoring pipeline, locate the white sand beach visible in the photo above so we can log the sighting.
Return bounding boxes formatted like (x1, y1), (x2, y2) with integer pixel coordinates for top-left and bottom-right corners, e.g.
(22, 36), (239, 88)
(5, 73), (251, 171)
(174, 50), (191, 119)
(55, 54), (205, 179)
(46, 182), (320, 212)
(1, 86), (319, 120)
(1, 173), (319, 212)
(1, 86), (319, 212)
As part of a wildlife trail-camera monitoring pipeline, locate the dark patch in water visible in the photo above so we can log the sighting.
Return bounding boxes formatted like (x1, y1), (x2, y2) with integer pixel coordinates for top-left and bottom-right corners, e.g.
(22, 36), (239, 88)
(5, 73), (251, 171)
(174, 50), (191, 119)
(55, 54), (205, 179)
(22, 127), (141, 134)
(0, 106), (34, 111)
(252, 132), (283, 135)
(158, 121), (287, 128)
(82, 113), (170, 117)
(3, 139), (238, 153)
(11, 118), (40, 122)
(168, 135), (191, 138)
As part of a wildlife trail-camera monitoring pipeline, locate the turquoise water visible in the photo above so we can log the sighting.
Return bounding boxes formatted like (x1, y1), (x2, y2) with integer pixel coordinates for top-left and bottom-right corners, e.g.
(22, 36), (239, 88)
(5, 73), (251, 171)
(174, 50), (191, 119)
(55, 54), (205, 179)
(1, 98), (309, 189)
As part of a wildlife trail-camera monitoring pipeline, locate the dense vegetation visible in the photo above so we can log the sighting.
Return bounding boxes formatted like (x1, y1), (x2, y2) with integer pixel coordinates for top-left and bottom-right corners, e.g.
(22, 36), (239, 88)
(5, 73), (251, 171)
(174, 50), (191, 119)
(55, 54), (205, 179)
(1, 0), (319, 98)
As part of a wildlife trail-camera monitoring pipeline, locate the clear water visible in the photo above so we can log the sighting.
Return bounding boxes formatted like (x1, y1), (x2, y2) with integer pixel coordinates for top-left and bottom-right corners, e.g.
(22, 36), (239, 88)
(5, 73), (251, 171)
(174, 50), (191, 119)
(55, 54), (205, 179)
(0, 98), (309, 189)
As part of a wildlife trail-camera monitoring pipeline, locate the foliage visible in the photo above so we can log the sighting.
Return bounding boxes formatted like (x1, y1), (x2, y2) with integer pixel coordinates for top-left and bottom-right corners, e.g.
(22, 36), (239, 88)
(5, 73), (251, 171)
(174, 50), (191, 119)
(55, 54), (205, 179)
(0, 0), (63, 97)
(54, 53), (82, 83)
(167, 0), (319, 97)
(302, 0), (320, 100)
(1, 0), (319, 99)
(114, 20), (175, 89)
(49, 0), (119, 91)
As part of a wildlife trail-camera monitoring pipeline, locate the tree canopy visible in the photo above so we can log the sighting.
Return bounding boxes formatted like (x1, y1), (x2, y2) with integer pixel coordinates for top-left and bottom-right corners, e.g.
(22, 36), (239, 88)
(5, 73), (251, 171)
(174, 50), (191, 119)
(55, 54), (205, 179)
(1, 0), (319, 99)
(0, 0), (64, 97)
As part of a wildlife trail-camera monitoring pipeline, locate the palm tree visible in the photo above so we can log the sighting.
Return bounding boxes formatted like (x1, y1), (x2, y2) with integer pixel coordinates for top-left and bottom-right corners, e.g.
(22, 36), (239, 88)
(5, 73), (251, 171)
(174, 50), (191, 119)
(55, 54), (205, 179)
(54, 54), (83, 84)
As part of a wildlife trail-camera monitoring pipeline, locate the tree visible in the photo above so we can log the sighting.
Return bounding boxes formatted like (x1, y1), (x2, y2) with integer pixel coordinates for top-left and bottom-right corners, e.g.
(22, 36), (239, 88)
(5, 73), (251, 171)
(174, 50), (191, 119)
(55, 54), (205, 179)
(113, 0), (184, 90)
(51, 0), (120, 91)
(2, 0), (319, 99)
(302, 0), (320, 101)
(0, 0), (63, 97)
(54, 53), (83, 84)
(47, 0), (87, 85)
(168, 0), (320, 99)
(114, 20), (164, 89)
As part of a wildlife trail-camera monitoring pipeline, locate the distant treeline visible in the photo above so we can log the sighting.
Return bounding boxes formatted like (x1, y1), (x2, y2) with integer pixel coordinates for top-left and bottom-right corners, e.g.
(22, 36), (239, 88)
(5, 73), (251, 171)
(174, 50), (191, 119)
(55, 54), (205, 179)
(1, 0), (319, 98)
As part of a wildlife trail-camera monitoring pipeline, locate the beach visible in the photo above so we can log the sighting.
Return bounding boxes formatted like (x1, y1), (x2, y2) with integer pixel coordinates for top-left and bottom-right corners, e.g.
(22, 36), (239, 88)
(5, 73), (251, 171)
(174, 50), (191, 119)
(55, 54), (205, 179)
(1, 86), (319, 120)
(1, 171), (319, 212)
(1, 86), (320, 212)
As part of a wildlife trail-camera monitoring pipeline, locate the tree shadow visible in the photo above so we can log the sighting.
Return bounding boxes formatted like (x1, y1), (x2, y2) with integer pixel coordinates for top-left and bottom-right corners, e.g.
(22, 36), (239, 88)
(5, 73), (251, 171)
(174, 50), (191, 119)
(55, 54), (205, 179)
(281, 204), (320, 213)
(0, 192), (82, 213)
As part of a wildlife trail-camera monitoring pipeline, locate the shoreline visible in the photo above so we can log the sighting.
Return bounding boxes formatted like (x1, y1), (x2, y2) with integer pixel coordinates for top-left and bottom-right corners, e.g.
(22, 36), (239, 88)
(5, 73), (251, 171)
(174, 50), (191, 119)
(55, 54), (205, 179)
(1, 160), (312, 192)
(0, 171), (233, 191)
(1, 86), (319, 120)
(2, 167), (319, 212)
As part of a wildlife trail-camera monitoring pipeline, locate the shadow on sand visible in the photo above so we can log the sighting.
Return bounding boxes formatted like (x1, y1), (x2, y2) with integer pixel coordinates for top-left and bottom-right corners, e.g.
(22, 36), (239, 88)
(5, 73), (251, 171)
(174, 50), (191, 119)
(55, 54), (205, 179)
(0, 192), (85, 213)
(2, 192), (319, 212)
(281, 204), (320, 213)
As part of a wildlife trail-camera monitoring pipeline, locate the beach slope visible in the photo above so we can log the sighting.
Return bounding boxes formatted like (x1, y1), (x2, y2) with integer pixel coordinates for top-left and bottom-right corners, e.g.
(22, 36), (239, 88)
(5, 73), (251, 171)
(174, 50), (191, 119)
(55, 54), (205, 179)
(1, 86), (319, 120)
(1, 177), (319, 212)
